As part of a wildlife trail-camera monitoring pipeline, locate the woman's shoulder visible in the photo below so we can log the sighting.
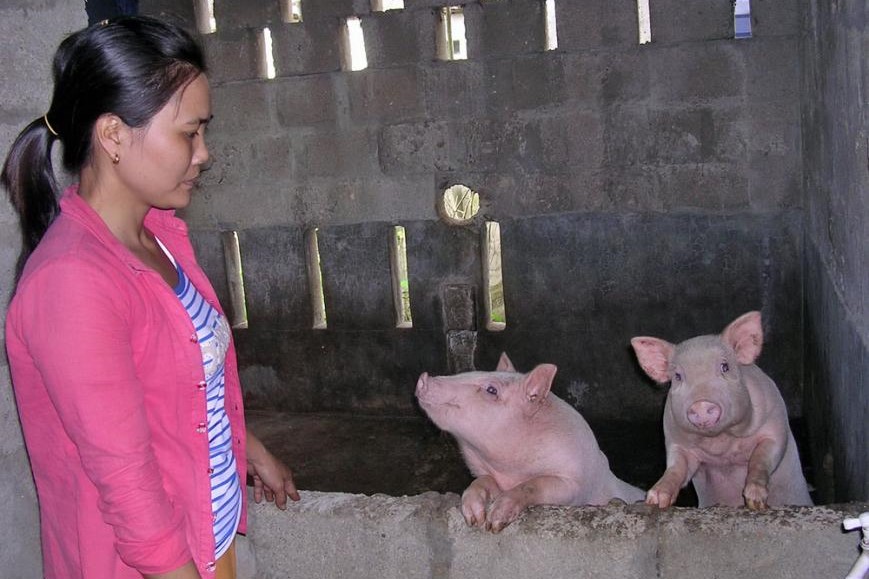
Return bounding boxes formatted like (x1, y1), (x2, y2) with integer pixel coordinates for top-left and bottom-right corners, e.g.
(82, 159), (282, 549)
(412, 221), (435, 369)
(16, 215), (132, 294)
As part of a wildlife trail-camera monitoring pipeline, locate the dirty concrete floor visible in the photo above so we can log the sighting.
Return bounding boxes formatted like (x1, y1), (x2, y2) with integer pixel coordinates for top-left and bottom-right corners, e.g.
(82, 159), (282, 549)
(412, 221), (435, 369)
(247, 410), (690, 503)
(247, 410), (815, 507)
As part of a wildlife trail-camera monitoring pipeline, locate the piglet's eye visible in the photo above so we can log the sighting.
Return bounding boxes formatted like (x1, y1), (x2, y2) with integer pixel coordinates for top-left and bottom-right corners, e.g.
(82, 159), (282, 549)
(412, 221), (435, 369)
(485, 385), (498, 396)
(720, 362), (730, 373)
(673, 372), (683, 382)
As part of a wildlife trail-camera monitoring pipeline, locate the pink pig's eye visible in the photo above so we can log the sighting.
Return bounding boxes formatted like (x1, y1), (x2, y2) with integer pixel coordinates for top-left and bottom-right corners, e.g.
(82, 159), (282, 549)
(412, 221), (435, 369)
(485, 385), (498, 396)
(673, 372), (683, 382)
(720, 361), (730, 373)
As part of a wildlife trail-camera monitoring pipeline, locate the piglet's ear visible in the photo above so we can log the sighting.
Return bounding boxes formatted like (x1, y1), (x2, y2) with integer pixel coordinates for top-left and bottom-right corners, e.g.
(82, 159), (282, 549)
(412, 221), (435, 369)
(523, 363), (557, 402)
(496, 352), (517, 373)
(631, 337), (674, 384)
(722, 311), (763, 365)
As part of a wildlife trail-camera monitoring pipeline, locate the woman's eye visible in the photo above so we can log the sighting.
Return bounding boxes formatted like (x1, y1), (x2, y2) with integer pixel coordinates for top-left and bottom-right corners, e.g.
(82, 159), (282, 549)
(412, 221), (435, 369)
(673, 372), (683, 382)
(720, 361), (730, 373)
(485, 385), (498, 396)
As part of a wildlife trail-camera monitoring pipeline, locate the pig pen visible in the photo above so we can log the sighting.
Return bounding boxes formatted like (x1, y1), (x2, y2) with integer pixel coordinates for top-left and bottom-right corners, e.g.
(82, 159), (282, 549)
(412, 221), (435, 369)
(128, 0), (868, 576)
(188, 213), (866, 578)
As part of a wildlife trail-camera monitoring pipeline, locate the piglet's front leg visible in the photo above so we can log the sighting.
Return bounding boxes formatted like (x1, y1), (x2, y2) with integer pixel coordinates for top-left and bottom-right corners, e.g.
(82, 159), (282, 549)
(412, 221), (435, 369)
(486, 475), (582, 533)
(461, 475), (503, 529)
(743, 437), (784, 510)
(647, 449), (698, 509)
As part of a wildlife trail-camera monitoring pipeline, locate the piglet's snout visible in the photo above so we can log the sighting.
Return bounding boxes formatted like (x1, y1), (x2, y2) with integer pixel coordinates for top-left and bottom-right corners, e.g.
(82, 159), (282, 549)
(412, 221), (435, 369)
(687, 400), (721, 429)
(416, 373), (429, 396)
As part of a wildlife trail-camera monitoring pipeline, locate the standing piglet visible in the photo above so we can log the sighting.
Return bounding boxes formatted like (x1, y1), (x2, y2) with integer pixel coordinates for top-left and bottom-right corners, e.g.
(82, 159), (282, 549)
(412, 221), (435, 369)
(631, 311), (813, 509)
(415, 353), (644, 533)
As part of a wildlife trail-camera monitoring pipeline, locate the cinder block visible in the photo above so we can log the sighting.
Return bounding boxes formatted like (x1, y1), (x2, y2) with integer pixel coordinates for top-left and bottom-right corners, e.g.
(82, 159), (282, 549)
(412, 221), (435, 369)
(657, 162), (750, 210)
(484, 55), (567, 114)
(657, 506), (860, 578)
(593, 48), (653, 106)
(272, 75), (338, 127)
(476, 0), (545, 57)
(449, 504), (659, 579)
(649, 42), (744, 103)
(213, 0), (283, 32)
(302, 0), (371, 21)
(138, 0), (197, 31)
(649, 0), (733, 44)
(294, 128), (381, 178)
(247, 492), (449, 578)
(533, 111), (605, 172)
(362, 9), (437, 69)
(556, 0), (640, 51)
(212, 82), (275, 134)
(271, 20), (342, 76)
(201, 29), (262, 83)
(743, 37), (800, 103)
(422, 61), (488, 119)
(751, 0), (801, 37)
(347, 67), (425, 123)
(236, 226), (310, 330)
(378, 120), (452, 174)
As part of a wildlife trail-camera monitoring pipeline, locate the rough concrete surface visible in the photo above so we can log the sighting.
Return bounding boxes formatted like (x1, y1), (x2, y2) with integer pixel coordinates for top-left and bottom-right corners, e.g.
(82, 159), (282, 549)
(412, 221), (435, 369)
(244, 490), (868, 579)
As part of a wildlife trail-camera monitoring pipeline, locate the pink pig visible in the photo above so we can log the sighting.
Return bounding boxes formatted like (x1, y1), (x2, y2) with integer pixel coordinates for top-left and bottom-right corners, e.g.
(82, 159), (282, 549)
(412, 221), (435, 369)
(415, 353), (644, 532)
(631, 311), (813, 510)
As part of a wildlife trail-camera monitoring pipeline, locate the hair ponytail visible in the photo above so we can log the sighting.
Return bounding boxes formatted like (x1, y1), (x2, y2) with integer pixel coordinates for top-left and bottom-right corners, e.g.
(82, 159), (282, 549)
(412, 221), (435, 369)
(1, 118), (60, 277)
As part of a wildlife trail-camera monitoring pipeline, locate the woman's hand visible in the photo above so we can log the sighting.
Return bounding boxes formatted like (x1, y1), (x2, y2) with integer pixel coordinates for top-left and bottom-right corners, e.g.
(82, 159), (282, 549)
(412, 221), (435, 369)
(246, 430), (301, 509)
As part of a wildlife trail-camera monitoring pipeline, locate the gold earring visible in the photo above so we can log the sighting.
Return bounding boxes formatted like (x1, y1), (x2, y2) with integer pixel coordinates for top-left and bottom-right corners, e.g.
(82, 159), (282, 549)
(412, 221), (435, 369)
(112, 153), (120, 165)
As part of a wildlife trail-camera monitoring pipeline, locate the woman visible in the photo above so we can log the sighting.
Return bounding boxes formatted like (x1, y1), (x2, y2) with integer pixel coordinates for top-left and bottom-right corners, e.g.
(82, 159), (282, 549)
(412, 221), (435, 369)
(2, 16), (298, 579)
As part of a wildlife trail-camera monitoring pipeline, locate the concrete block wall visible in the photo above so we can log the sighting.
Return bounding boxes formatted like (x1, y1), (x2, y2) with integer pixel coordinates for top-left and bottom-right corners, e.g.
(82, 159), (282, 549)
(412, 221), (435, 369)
(137, 0), (805, 229)
(244, 492), (869, 579)
(132, 0), (813, 427)
(801, 0), (869, 503)
(0, 2), (87, 577)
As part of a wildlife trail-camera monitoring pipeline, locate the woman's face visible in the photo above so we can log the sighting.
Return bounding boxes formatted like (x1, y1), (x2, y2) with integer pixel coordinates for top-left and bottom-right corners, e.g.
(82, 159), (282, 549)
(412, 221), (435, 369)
(118, 73), (212, 211)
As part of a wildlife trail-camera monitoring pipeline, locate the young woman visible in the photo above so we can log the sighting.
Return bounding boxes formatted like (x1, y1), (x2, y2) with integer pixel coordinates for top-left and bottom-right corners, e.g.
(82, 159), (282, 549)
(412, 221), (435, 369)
(2, 16), (298, 579)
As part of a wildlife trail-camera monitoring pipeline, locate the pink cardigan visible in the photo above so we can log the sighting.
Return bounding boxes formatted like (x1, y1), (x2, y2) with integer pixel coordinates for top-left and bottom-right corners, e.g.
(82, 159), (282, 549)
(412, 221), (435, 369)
(5, 187), (248, 578)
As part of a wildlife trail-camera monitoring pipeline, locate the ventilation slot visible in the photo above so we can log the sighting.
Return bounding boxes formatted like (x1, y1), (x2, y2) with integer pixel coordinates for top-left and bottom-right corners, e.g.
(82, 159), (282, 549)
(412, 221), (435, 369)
(259, 27), (276, 79)
(544, 0), (558, 50)
(734, 0), (752, 39)
(437, 7), (468, 61)
(281, 0), (303, 22)
(194, 0), (217, 34)
(390, 226), (413, 328)
(305, 228), (328, 330)
(372, 0), (404, 11)
(637, 0), (652, 44)
(341, 16), (369, 71)
(482, 222), (506, 331)
(221, 231), (249, 329)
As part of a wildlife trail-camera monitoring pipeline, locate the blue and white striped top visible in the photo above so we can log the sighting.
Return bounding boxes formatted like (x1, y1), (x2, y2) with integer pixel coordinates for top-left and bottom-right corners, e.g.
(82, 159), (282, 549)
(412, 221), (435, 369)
(161, 241), (242, 559)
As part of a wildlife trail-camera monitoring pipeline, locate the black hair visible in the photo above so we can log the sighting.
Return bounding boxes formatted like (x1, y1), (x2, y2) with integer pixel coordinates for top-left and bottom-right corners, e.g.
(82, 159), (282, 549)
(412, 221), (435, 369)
(1, 15), (206, 277)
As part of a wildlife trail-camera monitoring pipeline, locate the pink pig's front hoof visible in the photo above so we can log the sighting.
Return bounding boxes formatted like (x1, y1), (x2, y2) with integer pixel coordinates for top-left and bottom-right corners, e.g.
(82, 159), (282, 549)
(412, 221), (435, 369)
(646, 487), (677, 509)
(461, 496), (489, 529)
(743, 482), (769, 511)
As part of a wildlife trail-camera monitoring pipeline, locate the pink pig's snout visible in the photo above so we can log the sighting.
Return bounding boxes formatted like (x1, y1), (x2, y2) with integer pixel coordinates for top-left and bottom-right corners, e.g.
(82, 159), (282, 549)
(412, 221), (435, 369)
(687, 400), (722, 429)
(416, 373), (429, 396)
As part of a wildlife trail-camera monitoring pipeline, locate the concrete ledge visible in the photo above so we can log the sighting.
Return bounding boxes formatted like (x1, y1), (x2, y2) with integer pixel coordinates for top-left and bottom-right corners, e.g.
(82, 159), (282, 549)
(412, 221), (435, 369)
(242, 491), (867, 579)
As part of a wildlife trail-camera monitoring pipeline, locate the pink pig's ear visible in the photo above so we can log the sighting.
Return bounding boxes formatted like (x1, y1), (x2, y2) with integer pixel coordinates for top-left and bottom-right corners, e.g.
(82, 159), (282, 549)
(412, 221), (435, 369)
(630, 337), (675, 384)
(523, 363), (557, 403)
(721, 311), (763, 365)
(496, 352), (517, 372)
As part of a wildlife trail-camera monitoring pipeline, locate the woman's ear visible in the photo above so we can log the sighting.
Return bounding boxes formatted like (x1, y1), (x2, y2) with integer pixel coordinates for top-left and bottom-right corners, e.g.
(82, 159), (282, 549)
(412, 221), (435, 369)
(93, 113), (128, 163)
